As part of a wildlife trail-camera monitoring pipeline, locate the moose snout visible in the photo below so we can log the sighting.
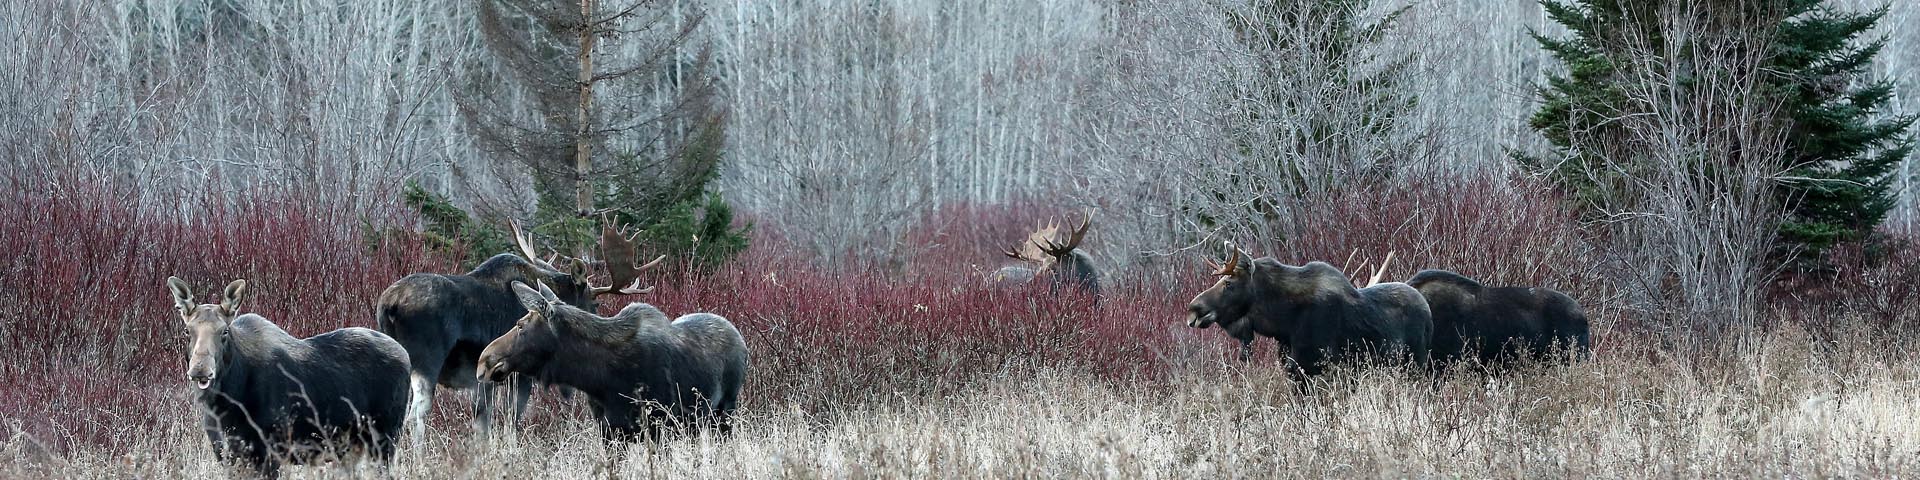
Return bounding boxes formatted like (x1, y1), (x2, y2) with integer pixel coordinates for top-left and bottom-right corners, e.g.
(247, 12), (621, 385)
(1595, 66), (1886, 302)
(1187, 306), (1216, 328)
(477, 357), (510, 383)
(187, 371), (215, 390)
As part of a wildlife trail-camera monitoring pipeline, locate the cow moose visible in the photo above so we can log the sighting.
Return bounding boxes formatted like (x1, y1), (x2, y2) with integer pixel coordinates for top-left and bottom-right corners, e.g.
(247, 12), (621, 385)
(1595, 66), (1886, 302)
(376, 219), (663, 439)
(166, 277), (409, 479)
(993, 211), (1101, 296)
(477, 280), (749, 442)
(1406, 269), (1590, 368)
(1184, 243), (1432, 382)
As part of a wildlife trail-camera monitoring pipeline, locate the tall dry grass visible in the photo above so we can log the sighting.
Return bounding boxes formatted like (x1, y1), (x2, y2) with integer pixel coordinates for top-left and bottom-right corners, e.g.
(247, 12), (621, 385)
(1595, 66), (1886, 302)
(6, 328), (1918, 478)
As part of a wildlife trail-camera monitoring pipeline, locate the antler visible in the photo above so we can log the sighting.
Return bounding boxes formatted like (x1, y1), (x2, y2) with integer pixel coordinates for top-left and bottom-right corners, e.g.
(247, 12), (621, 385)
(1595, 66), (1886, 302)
(593, 217), (665, 296)
(514, 218), (665, 295)
(1362, 251), (1394, 288)
(1212, 241), (1242, 277)
(1037, 210), (1093, 257)
(1004, 243), (1032, 261)
(511, 220), (564, 273)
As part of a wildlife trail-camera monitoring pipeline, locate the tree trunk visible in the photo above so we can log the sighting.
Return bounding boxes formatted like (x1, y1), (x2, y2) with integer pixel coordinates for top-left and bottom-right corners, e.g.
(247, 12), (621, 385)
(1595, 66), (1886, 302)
(575, 0), (598, 220)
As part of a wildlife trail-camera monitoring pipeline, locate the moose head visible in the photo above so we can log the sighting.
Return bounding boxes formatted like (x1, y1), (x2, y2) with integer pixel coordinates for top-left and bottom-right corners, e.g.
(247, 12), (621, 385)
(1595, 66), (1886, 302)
(1002, 211), (1094, 276)
(166, 277), (247, 390)
(1186, 241), (1258, 329)
(478, 280), (567, 384)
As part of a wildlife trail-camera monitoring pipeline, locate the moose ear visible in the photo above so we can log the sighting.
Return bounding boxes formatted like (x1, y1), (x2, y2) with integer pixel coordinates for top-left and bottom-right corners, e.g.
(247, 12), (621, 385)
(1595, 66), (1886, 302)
(511, 281), (549, 314)
(166, 276), (195, 315)
(536, 280), (562, 305)
(219, 279), (247, 316)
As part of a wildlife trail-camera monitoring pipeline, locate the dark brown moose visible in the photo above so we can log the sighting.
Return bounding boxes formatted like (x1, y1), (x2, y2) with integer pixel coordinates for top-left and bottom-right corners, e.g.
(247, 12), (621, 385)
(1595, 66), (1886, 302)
(1184, 242), (1432, 382)
(1407, 269), (1590, 369)
(1208, 250), (1397, 361)
(478, 280), (748, 442)
(167, 277), (409, 479)
(376, 219), (664, 439)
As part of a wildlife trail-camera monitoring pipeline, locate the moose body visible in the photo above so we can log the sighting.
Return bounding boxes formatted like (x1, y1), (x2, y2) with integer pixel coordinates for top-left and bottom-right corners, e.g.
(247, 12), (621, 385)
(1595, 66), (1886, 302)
(1407, 269), (1590, 367)
(377, 254), (593, 437)
(168, 278), (409, 478)
(1186, 247), (1432, 380)
(479, 281), (748, 442)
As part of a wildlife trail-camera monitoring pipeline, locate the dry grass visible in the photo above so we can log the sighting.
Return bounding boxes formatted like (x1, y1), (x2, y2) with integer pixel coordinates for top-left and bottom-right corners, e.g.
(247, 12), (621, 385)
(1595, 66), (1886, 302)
(6, 325), (1918, 479)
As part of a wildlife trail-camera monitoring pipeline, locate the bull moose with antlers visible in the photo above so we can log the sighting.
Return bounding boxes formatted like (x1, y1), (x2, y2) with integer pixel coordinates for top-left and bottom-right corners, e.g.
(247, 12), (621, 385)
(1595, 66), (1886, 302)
(376, 219), (664, 439)
(993, 211), (1101, 297)
(1208, 250), (1398, 362)
(1185, 242), (1431, 382)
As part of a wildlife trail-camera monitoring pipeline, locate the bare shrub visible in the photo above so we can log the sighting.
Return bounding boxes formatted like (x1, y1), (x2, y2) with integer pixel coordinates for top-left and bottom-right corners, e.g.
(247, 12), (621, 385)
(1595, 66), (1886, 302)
(1538, 1), (1794, 337)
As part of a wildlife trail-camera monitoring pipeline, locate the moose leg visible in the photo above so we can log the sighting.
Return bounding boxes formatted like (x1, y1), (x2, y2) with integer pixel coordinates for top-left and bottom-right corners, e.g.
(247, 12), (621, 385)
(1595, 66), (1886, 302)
(712, 392), (739, 437)
(372, 421), (399, 467)
(201, 418), (231, 462)
(406, 371), (439, 442)
(403, 343), (453, 443)
(1287, 347), (1324, 394)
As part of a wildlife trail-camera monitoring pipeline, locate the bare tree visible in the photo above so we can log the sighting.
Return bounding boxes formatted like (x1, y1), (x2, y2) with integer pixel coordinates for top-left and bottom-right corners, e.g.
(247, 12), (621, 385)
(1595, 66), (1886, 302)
(1076, 0), (1437, 266)
(2, 0), (481, 211)
(6, 0), (1917, 280)
(710, 0), (1106, 264)
(1546, 1), (1794, 335)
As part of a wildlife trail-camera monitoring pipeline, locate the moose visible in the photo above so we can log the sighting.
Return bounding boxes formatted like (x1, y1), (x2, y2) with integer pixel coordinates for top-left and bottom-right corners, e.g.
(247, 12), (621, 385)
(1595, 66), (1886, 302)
(1184, 243), (1432, 382)
(377, 219), (664, 439)
(478, 280), (749, 442)
(1406, 269), (1590, 368)
(994, 211), (1101, 296)
(167, 277), (410, 478)
(1209, 251), (1397, 362)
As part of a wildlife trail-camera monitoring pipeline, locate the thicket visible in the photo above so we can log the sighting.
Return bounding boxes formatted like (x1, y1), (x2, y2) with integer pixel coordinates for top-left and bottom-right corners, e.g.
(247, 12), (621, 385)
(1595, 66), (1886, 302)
(1527, 0), (1917, 268)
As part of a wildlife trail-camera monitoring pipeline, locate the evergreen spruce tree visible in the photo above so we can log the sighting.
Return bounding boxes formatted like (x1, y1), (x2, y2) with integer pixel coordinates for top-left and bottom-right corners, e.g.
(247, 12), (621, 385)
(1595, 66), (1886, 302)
(458, 0), (748, 266)
(1771, 3), (1916, 258)
(1527, 0), (1916, 265)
